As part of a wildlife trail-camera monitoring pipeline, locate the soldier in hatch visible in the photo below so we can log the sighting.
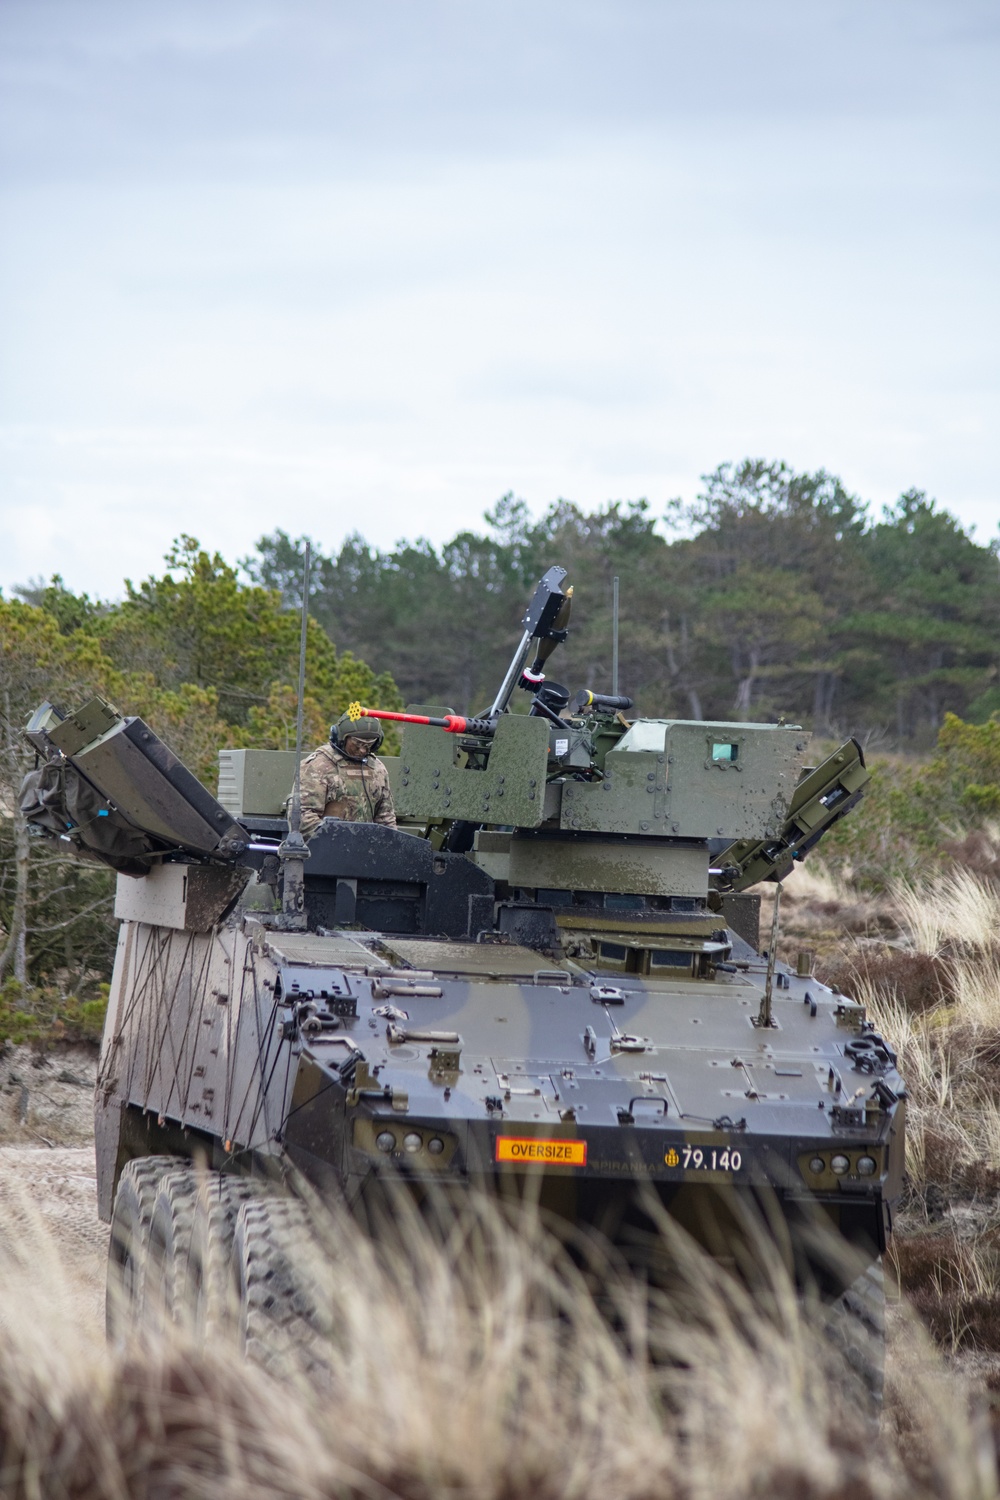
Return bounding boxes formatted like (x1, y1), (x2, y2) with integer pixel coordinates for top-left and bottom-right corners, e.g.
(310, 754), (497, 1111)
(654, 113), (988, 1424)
(296, 713), (396, 836)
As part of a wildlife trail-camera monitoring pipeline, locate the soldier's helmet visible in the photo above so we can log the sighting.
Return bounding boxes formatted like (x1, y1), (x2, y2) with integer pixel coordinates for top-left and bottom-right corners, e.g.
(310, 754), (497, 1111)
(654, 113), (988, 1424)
(333, 713), (384, 752)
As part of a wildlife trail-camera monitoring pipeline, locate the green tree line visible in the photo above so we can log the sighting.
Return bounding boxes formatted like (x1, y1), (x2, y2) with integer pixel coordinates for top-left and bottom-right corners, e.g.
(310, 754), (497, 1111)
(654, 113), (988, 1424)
(248, 459), (1000, 745)
(2, 455), (999, 1021)
(0, 538), (401, 1003)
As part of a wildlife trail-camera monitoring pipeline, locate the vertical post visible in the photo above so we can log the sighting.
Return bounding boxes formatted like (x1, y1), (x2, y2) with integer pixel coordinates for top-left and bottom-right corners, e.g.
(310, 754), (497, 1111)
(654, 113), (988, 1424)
(611, 576), (620, 697)
(278, 542), (312, 929)
(757, 882), (783, 1027)
(288, 542), (311, 838)
(0, 688), (30, 982)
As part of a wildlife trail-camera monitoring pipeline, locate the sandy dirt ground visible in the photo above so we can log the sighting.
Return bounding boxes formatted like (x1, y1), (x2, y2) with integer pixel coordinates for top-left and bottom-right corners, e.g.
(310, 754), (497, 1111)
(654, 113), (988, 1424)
(0, 1046), (108, 1340)
(0, 1143), (108, 1339)
(0, 1042), (99, 1147)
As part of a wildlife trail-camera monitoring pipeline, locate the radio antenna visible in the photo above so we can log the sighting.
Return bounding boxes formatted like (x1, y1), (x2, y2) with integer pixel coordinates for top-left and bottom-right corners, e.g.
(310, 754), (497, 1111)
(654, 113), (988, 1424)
(289, 540), (311, 837)
(611, 575), (620, 697)
(277, 541), (311, 929)
(756, 881), (783, 1027)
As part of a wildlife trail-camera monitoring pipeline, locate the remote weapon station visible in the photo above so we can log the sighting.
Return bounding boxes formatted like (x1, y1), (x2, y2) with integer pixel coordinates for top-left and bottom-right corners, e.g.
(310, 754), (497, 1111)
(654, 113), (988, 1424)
(22, 563), (904, 1377)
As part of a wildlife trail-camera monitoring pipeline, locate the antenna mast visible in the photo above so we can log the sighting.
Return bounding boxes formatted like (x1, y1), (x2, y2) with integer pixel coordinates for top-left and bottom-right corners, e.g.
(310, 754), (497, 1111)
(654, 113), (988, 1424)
(611, 575), (620, 697)
(277, 541), (312, 929)
(756, 882), (783, 1027)
(289, 541), (311, 837)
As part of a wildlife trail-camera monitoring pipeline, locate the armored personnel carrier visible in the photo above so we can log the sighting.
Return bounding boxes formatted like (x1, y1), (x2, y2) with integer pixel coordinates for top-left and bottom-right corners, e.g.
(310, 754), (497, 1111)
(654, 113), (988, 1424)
(21, 565), (904, 1375)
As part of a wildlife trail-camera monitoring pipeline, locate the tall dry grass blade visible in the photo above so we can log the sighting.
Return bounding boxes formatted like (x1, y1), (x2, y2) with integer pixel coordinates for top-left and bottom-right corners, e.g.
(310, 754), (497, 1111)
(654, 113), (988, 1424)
(893, 871), (1000, 957)
(0, 1180), (996, 1499)
(952, 955), (1000, 1031)
(785, 860), (855, 906)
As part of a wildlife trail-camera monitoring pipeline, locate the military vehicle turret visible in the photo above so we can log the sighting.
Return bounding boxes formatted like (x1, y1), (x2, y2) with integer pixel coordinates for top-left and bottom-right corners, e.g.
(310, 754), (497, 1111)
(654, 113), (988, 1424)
(21, 565), (904, 1383)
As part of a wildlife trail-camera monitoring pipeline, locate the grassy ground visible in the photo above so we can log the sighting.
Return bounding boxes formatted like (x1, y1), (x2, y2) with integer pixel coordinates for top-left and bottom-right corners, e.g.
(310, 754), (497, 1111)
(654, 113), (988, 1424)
(0, 1177), (997, 1500)
(758, 837), (1000, 1412)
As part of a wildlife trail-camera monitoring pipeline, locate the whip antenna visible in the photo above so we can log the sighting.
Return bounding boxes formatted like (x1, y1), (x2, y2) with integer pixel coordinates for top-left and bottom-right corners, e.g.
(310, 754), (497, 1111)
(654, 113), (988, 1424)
(612, 575), (620, 697)
(277, 541), (311, 929)
(756, 882), (783, 1028)
(289, 541), (311, 837)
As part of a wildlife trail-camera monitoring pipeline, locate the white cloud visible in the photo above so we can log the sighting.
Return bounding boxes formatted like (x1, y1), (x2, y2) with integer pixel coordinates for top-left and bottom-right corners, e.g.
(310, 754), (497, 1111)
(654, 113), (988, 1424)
(1, 0), (998, 597)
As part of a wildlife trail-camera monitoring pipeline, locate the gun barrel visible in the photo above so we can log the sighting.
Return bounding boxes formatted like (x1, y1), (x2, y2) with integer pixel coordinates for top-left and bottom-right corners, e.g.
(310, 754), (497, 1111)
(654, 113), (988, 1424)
(352, 707), (494, 736)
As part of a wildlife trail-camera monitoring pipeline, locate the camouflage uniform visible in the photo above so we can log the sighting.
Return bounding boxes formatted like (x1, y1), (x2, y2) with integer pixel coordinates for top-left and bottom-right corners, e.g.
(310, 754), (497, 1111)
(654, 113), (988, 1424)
(297, 742), (396, 837)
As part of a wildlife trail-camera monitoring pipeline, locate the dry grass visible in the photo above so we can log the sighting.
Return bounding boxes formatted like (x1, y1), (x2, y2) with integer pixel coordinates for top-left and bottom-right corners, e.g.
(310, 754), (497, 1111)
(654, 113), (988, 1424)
(7, 855), (1000, 1494)
(891, 871), (1000, 959)
(943, 823), (1000, 883)
(781, 853), (1000, 1392)
(951, 958), (1000, 1032)
(849, 967), (1000, 1200)
(799, 854), (1000, 1206)
(0, 1186), (997, 1500)
(784, 861), (858, 907)
(893, 1226), (1000, 1361)
(754, 861), (895, 968)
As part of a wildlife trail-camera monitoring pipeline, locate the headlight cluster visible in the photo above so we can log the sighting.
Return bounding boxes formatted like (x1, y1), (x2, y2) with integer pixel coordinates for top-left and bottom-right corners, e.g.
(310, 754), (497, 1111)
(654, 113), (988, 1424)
(804, 1150), (879, 1180)
(371, 1127), (448, 1158)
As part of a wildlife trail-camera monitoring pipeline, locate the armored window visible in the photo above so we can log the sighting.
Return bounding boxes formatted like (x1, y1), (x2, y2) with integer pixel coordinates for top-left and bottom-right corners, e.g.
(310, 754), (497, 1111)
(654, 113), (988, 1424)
(651, 949), (693, 968)
(536, 888), (573, 906)
(711, 742), (738, 762)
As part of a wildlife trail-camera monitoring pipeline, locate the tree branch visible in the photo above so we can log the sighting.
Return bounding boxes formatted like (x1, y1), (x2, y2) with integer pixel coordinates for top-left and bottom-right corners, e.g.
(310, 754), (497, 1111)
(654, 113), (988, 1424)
(25, 896), (114, 935)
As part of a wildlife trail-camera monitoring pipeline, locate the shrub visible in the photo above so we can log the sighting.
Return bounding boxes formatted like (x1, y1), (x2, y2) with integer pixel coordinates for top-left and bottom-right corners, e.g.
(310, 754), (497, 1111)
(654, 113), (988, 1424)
(932, 713), (1000, 817)
(0, 979), (107, 1048)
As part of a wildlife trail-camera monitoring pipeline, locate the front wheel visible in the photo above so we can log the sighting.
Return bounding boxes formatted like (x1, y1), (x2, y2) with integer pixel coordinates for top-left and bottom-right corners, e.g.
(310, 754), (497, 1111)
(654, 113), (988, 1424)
(186, 1172), (262, 1339)
(145, 1169), (199, 1333)
(106, 1156), (185, 1344)
(825, 1256), (886, 1407)
(230, 1196), (334, 1381)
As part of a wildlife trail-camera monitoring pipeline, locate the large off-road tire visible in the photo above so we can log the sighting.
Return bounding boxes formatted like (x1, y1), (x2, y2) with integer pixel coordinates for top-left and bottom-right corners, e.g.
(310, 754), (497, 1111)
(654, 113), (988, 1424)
(186, 1173), (263, 1340)
(145, 1168), (199, 1332)
(230, 1196), (334, 1381)
(106, 1155), (186, 1343)
(825, 1256), (886, 1407)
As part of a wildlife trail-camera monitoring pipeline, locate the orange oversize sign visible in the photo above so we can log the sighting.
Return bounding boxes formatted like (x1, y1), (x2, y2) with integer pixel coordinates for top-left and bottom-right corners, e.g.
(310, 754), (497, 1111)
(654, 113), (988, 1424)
(495, 1136), (587, 1166)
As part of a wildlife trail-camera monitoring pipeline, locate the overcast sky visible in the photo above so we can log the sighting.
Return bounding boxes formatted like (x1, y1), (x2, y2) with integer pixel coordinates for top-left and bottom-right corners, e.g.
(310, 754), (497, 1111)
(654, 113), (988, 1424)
(1, 0), (997, 600)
